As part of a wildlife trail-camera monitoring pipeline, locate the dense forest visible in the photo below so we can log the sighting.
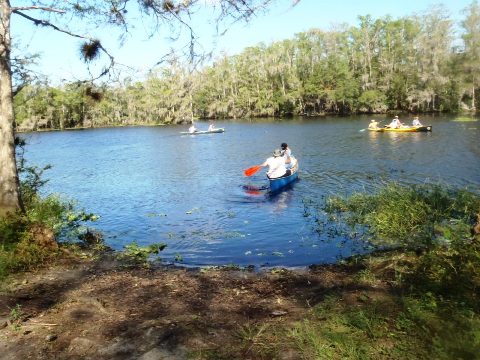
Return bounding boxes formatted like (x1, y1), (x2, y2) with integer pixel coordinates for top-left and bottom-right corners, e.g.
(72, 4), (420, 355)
(14, 4), (480, 130)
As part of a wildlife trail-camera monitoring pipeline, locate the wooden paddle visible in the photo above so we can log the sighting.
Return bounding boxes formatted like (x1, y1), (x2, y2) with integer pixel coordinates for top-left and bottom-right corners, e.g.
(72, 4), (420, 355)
(244, 165), (262, 177)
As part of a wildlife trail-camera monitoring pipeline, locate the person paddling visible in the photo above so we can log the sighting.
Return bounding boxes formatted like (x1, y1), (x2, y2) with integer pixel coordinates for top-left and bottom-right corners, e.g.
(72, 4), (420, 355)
(188, 123), (197, 133)
(260, 149), (290, 179)
(387, 116), (403, 129)
(412, 116), (422, 126)
(368, 119), (379, 129)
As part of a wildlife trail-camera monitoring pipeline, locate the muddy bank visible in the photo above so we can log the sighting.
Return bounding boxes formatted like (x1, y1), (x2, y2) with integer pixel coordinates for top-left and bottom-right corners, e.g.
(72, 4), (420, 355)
(0, 255), (387, 360)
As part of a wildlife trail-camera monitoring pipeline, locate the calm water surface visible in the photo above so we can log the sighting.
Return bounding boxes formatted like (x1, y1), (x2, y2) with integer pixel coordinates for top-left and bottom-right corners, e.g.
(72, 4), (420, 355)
(21, 116), (480, 268)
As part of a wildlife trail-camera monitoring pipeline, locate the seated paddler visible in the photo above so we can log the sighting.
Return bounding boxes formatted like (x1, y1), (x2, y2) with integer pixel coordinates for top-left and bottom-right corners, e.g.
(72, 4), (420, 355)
(260, 149), (291, 179)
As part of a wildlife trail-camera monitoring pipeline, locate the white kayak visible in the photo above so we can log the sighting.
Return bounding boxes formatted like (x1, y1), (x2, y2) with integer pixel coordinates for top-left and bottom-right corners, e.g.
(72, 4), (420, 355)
(180, 128), (225, 135)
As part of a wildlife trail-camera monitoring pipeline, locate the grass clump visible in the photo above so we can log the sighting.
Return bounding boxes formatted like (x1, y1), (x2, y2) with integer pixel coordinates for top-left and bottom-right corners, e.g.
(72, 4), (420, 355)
(288, 294), (408, 359)
(325, 183), (479, 249)
(305, 183), (480, 359)
(324, 183), (480, 308)
(8, 304), (24, 331)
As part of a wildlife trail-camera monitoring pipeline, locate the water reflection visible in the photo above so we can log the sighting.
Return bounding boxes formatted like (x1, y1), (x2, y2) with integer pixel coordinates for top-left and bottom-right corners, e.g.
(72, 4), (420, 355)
(267, 187), (295, 214)
(367, 129), (432, 143)
(242, 184), (267, 196)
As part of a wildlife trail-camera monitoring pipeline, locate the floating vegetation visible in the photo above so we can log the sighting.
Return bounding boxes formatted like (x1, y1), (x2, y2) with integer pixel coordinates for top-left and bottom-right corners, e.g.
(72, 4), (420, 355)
(452, 117), (478, 122)
(199, 264), (256, 272)
(174, 253), (183, 262)
(186, 207), (202, 214)
(223, 231), (246, 239)
(145, 212), (167, 217)
(165, 229), (246, 241)
(117, 241), (167, 265)
(215, 208), (237, 218)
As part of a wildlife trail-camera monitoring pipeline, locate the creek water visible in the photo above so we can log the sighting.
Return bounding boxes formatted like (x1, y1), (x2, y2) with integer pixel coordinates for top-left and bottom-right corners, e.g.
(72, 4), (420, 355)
(21, 115), (480, 268)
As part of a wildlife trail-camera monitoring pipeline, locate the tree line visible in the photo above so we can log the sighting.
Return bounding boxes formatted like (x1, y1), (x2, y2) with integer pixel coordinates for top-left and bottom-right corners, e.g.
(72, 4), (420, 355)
(14, 3), (480, 130)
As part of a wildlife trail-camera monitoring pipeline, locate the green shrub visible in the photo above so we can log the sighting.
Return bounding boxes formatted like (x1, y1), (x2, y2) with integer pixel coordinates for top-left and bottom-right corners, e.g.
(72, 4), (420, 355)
(0, 144), (101, 279)
(401, 294), (480, 359)
(0, 194), (99, 278)
(409, 235), (480, 309)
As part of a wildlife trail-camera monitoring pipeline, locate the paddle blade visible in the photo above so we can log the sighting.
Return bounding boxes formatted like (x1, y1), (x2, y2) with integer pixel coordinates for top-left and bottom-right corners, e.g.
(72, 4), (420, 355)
(244, 165), (262, 177)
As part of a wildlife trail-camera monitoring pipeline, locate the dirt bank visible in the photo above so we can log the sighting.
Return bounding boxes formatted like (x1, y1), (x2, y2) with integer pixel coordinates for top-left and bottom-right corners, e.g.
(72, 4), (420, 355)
(0, 255), (391, 360)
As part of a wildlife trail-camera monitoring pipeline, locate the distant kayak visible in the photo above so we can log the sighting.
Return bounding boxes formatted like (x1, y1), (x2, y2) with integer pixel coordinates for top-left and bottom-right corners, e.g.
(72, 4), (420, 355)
(180, 128), (225, 135)
(369, 125), (432, 132)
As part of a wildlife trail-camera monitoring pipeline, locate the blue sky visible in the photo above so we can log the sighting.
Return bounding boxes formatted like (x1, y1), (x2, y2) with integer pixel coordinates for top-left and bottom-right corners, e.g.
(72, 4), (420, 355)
(13, 0), (475, 83)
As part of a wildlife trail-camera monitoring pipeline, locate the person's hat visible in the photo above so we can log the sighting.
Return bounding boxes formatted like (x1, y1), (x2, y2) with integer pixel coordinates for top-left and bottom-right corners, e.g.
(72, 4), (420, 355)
(371, 119), (375, 122)
(273, 149), (282, 157)
(395, 115), (399, 118)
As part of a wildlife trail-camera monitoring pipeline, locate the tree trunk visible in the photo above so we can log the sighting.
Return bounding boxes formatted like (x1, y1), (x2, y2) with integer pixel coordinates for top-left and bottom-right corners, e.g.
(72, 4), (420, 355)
(0, 0), (23, 216)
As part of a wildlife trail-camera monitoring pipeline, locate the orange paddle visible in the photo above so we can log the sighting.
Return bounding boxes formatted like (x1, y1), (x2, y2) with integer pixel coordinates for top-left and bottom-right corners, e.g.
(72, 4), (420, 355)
(244, 165), (262, 177)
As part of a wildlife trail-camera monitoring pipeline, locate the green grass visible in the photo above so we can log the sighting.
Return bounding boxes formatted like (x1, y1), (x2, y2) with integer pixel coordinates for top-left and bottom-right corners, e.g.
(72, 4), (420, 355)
(213, 183), (480, 360)
(229, 242), (480, 359)
(325, 183), (480, 250)
(284, 289), (480, 359)
(0, 190), (100, 280)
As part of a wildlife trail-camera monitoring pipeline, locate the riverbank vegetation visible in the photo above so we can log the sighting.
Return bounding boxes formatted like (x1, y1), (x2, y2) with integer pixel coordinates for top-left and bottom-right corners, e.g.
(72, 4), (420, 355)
(0, 143), (100, 279)
(324, 182), (480, 308)
(14, 3), (480, 131)
(1, 182), (479, 359)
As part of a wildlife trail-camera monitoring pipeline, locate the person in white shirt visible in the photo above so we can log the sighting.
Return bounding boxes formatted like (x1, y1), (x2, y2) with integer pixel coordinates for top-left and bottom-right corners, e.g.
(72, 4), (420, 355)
(368, 119), (379, 129)
(188, 123), (197, 133)
(260, 149), (289, 179)
(208, 122), (215, 131)
(388, 116), (402, 129)
(412, 116), (422, 126)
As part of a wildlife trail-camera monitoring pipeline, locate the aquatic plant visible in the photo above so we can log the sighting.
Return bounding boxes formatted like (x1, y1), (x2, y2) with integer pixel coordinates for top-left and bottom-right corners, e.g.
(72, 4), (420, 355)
(325, 183), (480, 250)
(117, 242), (167, 265)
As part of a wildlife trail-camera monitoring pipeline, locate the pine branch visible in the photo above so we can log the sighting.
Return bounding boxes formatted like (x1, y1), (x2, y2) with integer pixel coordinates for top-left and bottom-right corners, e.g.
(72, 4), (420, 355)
(13, 10), (88, 40)
(12, 10), (115, 81)
(11, 6), (66, 14)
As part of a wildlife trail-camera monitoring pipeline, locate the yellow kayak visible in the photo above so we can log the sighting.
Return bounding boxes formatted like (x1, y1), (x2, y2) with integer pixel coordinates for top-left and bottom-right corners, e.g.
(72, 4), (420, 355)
(369, 125), (432, 132)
